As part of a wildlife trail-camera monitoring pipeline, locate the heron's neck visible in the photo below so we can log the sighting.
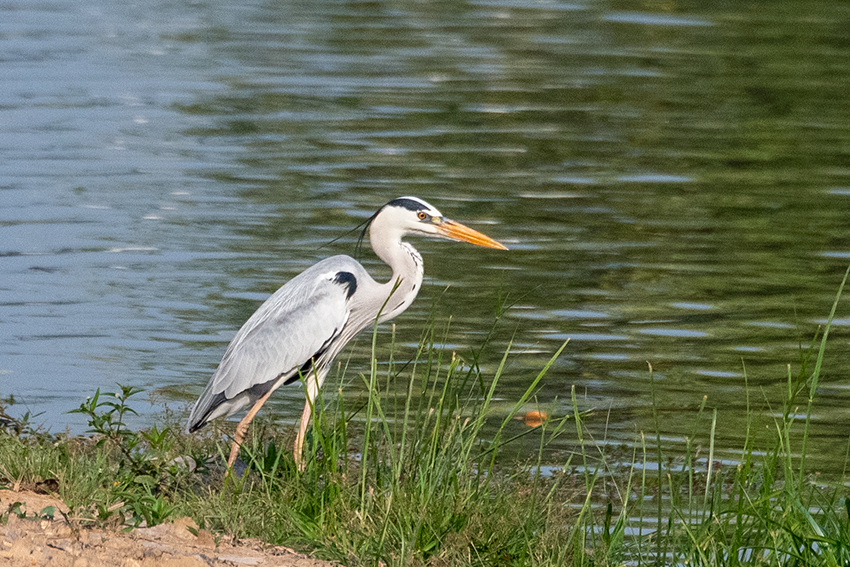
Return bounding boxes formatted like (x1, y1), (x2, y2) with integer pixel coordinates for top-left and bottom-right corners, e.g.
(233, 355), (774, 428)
(371, 229), (424, 322)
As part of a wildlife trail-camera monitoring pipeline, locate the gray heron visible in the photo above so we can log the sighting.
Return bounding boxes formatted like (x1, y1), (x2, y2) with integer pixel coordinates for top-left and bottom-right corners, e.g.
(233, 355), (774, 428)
(185, 196), (507, 469)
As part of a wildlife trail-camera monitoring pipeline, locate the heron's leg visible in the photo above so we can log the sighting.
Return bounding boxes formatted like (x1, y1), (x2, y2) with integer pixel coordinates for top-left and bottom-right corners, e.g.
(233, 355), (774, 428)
(293, 369), (323, 471)
(227, 388), (275, 468)
(293, 398), (313, 471)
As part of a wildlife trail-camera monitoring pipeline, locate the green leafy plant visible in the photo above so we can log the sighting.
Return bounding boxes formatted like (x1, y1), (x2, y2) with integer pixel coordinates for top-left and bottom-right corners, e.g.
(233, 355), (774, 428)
(66, 384), (180, 527)
(69, 385), (145, 469)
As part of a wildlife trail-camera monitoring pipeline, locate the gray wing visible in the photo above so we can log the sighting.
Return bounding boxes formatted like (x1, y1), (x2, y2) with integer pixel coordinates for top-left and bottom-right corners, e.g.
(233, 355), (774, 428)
(185, 255), (361, 432)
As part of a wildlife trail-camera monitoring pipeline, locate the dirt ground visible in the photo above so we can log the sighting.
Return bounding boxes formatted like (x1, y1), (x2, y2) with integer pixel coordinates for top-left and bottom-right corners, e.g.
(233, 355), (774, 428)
(0, 490), (336, 567)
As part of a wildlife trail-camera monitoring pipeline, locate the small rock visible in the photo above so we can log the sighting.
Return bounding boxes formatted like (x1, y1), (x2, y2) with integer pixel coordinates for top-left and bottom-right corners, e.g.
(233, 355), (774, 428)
(170, 517), (200, 541)
(193, 529), (216, 549)
(6, 513), (24, 531)
(5, 527), (20, 543)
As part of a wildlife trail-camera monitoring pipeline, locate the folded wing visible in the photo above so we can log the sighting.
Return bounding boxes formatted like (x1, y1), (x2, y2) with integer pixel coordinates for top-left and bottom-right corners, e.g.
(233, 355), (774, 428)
(185, 257), (359, 432)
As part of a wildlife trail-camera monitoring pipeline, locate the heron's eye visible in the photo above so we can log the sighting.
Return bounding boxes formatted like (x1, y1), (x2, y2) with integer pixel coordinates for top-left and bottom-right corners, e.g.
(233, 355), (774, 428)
(417, 211), (428, 220)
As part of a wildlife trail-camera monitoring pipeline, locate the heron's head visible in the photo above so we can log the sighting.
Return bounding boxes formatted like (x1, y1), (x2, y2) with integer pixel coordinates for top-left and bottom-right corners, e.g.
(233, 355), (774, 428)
(369, 196), (507, 250)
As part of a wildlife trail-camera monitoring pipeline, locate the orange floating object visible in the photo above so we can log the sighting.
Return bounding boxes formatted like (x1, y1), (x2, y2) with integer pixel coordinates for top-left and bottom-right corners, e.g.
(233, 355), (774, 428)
(523, 410), (547, 427)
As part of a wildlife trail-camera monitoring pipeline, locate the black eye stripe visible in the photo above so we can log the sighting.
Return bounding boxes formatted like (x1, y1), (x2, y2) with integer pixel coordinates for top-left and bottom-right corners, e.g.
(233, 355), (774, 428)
(386, 197), (426, 212)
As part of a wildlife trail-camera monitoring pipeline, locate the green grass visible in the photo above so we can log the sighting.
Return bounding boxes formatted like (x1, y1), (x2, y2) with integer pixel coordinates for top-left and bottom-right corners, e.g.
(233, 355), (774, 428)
(1, 274), (850, 566)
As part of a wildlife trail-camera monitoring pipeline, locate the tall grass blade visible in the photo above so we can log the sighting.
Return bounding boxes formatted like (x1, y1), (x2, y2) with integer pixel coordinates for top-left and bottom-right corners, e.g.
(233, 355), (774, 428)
(799, 264), (850, 489)
(703, 407), (716, 512)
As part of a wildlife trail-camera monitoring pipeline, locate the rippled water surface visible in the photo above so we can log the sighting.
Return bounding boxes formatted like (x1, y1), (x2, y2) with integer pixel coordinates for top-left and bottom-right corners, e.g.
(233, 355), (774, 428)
(3, 0), (850, 472)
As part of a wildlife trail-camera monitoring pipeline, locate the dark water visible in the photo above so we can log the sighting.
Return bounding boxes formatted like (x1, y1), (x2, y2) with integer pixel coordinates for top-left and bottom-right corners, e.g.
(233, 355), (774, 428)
(3, 0), (850, 472)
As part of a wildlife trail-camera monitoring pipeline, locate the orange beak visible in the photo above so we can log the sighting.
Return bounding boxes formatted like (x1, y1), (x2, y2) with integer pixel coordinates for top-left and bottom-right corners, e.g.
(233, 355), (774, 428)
(436, 219), (508, 250)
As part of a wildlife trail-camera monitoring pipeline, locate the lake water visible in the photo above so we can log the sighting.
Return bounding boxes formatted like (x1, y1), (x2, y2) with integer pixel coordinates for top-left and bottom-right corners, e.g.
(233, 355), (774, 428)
(3, 0), (850, 473)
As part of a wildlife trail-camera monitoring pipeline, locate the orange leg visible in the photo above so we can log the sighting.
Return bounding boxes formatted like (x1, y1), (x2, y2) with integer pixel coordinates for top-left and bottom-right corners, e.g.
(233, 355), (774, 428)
(293, 397), (313, 472)
(227, 387), (275, 468)
(293, 369), (324, 471)
(227, 369), (325, 471)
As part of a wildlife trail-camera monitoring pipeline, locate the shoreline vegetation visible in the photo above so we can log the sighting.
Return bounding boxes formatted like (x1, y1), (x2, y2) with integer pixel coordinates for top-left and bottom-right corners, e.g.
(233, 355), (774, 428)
(2, 274), (850, 566)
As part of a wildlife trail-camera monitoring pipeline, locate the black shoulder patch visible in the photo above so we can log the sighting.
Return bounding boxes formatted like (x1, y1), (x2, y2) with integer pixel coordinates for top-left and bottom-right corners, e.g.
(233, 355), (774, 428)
(332, 271), (357, 299)
(385, 197), (424, 212)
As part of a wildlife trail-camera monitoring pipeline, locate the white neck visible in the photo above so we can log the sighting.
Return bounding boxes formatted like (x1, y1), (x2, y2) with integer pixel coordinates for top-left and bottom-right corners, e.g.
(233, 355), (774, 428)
(369, 214), (424, 322)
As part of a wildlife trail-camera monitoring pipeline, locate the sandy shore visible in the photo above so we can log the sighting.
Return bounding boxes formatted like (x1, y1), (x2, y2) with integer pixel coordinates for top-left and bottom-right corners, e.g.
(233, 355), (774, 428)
(0, 490), (336, 567)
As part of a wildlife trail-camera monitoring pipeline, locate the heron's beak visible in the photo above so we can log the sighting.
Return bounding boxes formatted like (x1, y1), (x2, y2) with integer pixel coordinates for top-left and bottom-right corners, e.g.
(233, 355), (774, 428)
(436, 219), (508, 250)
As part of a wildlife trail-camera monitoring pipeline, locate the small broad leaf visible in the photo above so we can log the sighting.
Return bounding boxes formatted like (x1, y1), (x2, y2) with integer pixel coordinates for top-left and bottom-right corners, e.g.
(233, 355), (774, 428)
(134, 475), (157, 487)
